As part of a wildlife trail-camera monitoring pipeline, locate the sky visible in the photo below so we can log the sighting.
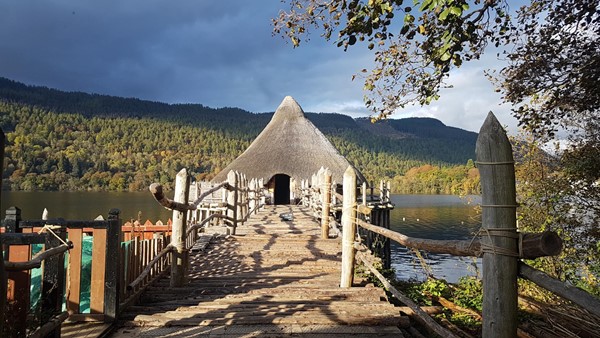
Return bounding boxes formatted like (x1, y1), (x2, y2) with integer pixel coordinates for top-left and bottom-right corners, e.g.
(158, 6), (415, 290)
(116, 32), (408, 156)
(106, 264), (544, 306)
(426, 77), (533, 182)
(0, 0), (518, 133)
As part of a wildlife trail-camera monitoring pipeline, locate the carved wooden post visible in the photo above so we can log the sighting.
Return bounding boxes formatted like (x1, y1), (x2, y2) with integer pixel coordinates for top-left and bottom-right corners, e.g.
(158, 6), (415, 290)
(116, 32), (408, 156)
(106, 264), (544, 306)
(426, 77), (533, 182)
(340, 166), (357, 288)
(321, 169), (332, 239)
(104, 209), (121, 321)
(227, 171), (238, 235)
(476, 112), (518, 338)
(170, 168), (190, 287)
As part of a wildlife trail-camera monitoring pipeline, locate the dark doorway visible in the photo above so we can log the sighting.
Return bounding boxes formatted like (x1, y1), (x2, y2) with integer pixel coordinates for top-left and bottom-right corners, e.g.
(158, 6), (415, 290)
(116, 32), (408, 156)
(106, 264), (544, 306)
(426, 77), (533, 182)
(273, 174), (290, 205)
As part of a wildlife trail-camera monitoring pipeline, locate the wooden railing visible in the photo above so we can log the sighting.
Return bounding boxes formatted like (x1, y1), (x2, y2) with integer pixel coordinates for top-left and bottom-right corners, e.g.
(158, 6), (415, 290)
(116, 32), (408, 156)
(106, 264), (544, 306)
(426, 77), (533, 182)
(304, 113), (600, 338)
(146, 168), (266, 287)
(1, 208), (121, 337)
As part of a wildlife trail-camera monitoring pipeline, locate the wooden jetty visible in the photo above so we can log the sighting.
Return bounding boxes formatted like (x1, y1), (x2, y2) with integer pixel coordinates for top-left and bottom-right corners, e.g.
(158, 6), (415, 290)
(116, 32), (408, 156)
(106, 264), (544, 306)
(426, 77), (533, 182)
(112, 205), (408, 337)
(2, 100), (599, 338)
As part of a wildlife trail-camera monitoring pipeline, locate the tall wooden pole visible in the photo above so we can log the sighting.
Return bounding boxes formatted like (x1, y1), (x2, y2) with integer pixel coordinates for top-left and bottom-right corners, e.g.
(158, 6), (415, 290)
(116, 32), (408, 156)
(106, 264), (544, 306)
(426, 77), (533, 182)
(476, 112), (518, 338)
(340, 166), (357, 288)
(170, 168), (190, 287)
(321, 169), (332, 239)
(227, 171), (238, 235)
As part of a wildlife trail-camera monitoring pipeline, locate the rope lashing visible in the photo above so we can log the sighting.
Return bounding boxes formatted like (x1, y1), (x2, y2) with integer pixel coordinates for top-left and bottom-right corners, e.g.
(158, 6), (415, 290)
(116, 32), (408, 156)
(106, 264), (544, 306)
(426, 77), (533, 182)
(474, 161), (515, 166)
(480, 204), (520, 208)
(38, 224), (70, 247)
(471, 227), (522, 258)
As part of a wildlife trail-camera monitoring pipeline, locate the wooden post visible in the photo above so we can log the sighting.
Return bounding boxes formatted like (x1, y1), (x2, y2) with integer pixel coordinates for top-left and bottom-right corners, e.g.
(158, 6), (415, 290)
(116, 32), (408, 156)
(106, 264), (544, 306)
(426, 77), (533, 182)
(227, 171), (238, 235)
(5, 207), (29, 337)
(476, 112), (518, 338)
(236, 172), (243, 225)
(40, 225), (66, 338)
(386, 181), (391, 202)
(259, 178), (265, 210)
(104, 209), (121, 321)
(321, 169), (332, 239)
(243, 174), (248, 221)
(362, 182), (367, 205)
(170, 168), (190, 287)
(340, 166), (357, 288)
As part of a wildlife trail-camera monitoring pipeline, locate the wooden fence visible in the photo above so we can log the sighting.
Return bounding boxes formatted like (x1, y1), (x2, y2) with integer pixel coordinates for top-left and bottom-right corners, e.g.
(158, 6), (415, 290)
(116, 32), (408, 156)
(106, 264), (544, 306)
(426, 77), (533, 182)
(304, 113), (600, 338)
(0, 208), (121, 337)
(147, 168), (266, 287)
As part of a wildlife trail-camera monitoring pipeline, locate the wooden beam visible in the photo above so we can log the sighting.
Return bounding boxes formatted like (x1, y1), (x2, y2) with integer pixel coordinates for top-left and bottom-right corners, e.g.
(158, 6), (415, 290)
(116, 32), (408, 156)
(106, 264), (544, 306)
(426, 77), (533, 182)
(518, 262), (600, 317)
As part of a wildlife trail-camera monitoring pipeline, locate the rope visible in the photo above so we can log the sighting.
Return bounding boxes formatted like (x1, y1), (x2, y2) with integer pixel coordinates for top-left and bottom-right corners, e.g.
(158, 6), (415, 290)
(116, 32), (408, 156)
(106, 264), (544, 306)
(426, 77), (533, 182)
(38, 225), (69, 247)
(471, 227), (522, 257)
(481, 204), (519, 208)
(474, 161), (515, 165)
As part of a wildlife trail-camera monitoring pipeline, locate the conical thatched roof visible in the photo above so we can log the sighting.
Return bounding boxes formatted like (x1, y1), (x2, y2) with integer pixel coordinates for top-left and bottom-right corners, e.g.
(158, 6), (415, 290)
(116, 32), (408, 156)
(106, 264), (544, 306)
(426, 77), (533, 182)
(212, 96), (364, 184)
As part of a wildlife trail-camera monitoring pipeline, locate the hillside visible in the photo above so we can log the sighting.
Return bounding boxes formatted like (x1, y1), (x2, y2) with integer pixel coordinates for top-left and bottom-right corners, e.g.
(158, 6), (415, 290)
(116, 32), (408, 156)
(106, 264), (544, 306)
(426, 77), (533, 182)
(0, 77), (479, 193)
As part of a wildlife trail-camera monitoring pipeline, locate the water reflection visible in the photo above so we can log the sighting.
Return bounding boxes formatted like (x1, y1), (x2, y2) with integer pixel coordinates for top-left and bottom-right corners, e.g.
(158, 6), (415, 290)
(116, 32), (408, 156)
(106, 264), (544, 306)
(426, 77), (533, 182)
(389, 194), (482, 283)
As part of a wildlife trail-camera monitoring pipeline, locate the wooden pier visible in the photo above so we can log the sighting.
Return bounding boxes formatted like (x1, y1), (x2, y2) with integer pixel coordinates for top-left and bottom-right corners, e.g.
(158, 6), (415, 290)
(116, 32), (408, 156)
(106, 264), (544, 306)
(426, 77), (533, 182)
(111, 205), (408, 337)
(3, 111), (599, 338)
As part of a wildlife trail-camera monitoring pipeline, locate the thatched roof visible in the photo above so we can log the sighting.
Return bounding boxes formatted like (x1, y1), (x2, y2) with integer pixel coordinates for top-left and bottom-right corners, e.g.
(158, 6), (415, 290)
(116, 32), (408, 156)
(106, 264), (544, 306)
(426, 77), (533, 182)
(212, 96), (364, 184)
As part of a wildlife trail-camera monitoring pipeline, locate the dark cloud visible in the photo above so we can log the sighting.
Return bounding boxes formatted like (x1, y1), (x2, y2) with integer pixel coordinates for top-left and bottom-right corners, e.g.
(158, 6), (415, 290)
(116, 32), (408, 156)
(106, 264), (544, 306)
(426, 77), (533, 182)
(0, 0), (515, 132)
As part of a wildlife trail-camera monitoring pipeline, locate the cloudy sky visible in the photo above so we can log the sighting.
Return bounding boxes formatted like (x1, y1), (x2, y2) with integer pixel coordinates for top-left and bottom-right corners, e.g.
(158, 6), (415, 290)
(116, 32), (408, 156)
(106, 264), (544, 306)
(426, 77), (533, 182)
(0, 1), (518, 133)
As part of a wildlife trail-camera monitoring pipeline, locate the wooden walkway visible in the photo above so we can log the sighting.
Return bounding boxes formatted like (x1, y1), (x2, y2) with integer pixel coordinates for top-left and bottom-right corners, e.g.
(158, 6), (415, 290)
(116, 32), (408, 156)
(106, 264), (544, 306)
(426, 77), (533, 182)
(111, 205), (408, 337)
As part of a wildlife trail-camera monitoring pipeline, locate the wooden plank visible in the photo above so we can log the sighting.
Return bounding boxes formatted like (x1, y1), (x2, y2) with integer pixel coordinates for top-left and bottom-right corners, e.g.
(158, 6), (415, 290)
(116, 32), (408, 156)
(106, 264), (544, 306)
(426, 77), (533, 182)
(90, 228), (107, 314)
(67, 228), (83, 314)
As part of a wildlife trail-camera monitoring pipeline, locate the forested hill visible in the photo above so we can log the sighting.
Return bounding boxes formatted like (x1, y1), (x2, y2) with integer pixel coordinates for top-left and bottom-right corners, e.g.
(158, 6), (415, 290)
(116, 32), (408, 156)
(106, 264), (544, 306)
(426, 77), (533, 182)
(0, 77), (479, 193)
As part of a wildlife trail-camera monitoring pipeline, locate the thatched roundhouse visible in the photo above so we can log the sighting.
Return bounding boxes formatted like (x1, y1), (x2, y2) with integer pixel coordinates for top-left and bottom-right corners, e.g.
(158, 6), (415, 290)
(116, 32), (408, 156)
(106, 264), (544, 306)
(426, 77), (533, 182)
(212, 96), (364, 204)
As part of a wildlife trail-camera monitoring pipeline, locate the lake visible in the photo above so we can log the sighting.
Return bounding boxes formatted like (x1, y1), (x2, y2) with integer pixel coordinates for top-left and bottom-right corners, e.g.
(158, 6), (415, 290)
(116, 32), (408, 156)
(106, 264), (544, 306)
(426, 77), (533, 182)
(1, 192), (481, 283)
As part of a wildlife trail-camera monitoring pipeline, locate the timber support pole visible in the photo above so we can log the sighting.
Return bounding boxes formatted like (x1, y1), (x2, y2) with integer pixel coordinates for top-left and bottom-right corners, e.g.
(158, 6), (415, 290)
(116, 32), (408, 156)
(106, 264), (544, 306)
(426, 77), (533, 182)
(321, 169), (332, 239)
(170, 168), (190, 287)
(227, 171), (238, 235)
(104, 209), (121, 320)
(476, 112), (518, 338)
(340, 166), (357, 288)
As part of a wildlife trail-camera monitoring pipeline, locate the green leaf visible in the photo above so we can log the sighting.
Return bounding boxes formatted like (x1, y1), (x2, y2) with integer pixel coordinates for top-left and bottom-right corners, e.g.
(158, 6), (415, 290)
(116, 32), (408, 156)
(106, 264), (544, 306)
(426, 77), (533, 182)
(439, 8), (449, 21)
(450, 6), (462, 16)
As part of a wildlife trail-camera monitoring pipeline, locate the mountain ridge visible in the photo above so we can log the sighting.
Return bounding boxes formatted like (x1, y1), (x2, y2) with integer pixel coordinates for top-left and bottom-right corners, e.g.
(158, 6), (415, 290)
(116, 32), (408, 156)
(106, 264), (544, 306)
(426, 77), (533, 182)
(0, 77), (478, 193)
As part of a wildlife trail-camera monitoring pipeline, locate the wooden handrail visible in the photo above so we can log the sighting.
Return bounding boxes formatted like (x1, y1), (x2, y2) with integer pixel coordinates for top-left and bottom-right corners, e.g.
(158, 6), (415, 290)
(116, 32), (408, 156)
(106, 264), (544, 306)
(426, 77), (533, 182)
(127, 244), (174, 291)
(185, 214), (220, 238)
(518, 262), (600, 317)
(356, 218), (562, 259)
(29, 311), (69, 338)
(150, 183), (196, 212)
(4, 242), (72, 271)
(356, 247), (459, 338)
(190, 182), (230, 208)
